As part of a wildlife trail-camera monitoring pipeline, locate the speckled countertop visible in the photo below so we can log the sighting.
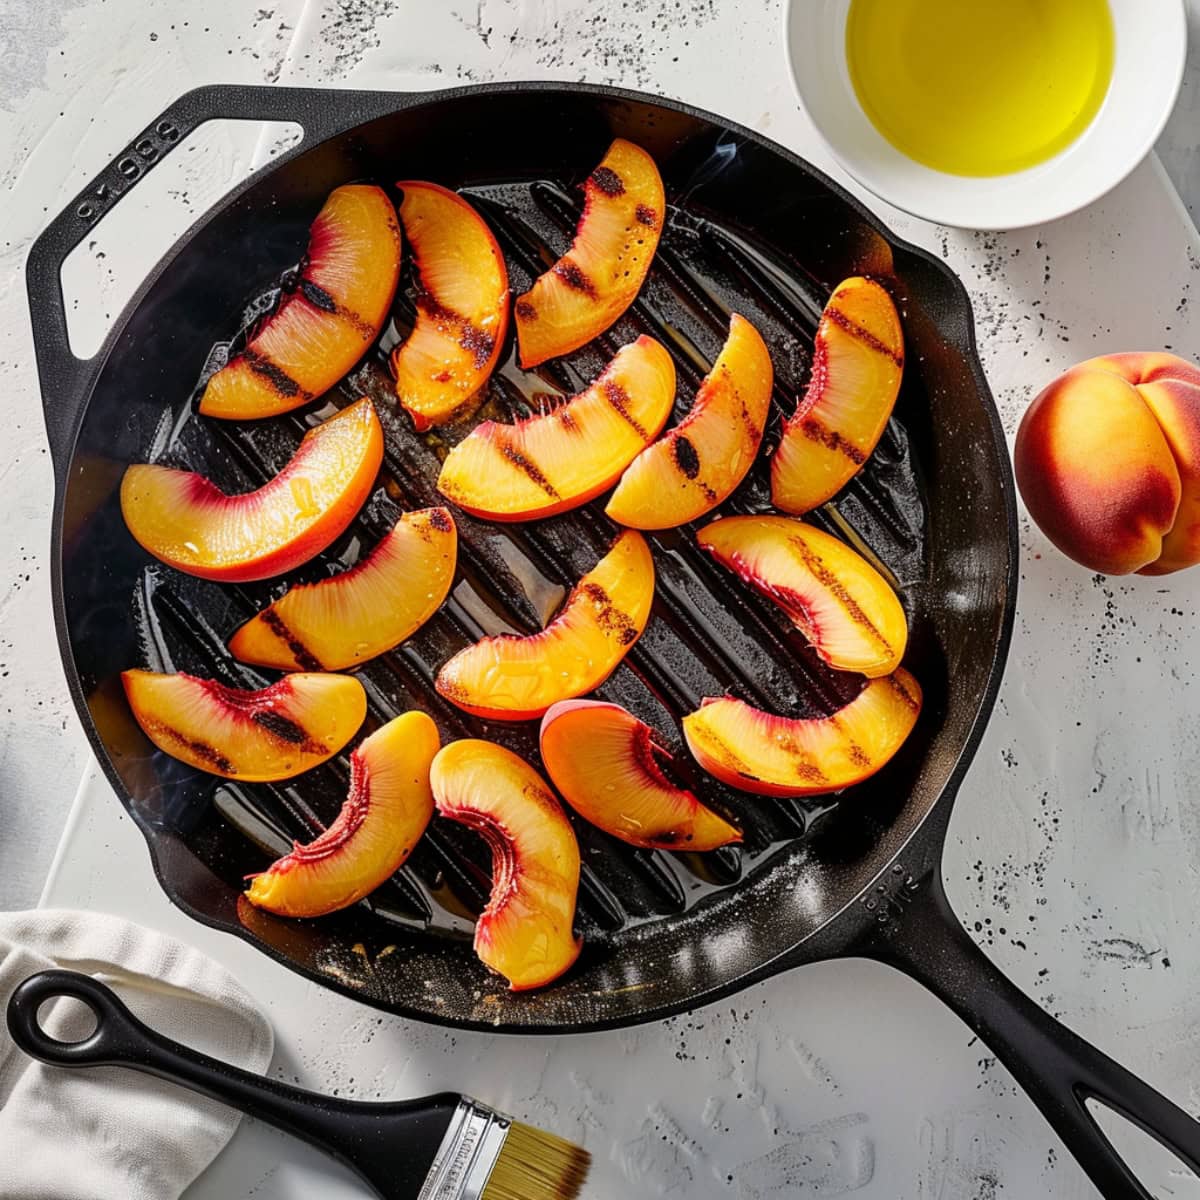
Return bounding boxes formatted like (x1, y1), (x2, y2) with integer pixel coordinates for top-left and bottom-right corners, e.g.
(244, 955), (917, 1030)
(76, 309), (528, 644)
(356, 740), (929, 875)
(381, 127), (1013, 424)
(3, 3), (1200, 1197)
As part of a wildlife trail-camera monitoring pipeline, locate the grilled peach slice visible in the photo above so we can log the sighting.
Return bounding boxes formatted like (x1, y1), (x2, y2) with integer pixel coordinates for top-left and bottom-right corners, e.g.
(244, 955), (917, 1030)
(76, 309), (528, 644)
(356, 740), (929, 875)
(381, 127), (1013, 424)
(245, 711), (439, 917)
(772, 277), (904, 514)
(539, 700), (741, 851)
(121, 398), (383, 583)
(200, 185), (401, 419)
(606, 314), (773, 528)
(436, 530), (654, 720)
(514, 138), (665, 368)
(121, 670), (366, 782)
(391, 182), (509, 430)
(229, 507), (457, 671)
(696, 515), (907, 677)
(683, 670), (921, 798)
(432, 739), (581, 990)
(437, 336), (674, 521)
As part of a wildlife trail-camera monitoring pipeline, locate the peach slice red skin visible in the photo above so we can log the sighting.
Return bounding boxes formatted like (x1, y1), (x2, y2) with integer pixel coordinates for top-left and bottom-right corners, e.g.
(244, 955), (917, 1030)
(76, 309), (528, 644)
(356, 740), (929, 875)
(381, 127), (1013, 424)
(244, 711), (440, 918)
(771, 277), (904, 515)
(229, 507), (457, 672)
(436, 336), (676, 521)
(1015, 352), (1200, 575)
(605, 314), (773, 530)
(514, 138), (665, 368)
(539, 699), (741, 851)
(120, 398), (383, 583)
(435, 530), (655, 721)
(121, 669), (367, 782)
(391, 182), (510, 431)
(696, 514), (908, 677)
(200, 185), (402, 420)
(431, 738), (582, 991)
(682, 669), (922, 798)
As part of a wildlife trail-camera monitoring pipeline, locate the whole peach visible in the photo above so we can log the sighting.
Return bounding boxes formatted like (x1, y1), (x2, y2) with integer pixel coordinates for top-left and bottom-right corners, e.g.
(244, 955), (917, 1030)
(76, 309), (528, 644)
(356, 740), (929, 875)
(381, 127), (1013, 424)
(1015, 353), (1200, 575)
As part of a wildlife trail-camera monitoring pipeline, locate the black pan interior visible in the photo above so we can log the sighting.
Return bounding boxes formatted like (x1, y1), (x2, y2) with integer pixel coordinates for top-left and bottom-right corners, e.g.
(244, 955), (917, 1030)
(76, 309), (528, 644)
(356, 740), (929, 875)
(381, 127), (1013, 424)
(56, 88), (1013, 1031)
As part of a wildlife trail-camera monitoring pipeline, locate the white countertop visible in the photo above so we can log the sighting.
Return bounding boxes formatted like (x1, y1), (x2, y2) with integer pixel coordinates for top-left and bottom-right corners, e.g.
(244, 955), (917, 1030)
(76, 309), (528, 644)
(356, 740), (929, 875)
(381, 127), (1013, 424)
(4, 3), (1200, 1196)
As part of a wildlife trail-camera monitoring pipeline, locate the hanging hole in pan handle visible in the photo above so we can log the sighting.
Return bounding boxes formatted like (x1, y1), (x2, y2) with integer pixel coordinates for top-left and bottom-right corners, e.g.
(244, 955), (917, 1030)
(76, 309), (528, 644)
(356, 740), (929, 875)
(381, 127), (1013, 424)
(6, 968), (147, 1068)
(26, 82), (416, 479)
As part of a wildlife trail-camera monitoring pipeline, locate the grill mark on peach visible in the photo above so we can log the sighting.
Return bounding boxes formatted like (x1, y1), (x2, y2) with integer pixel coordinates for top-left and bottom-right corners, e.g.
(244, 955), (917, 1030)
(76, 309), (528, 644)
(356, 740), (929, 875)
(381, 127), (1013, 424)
(886, 673), (921, 711)
(601, 380), (648, 438)
(824, 304), (903, 368)
(427, 507), (453, 533)
(515, 298), (537, 321)
(296, 281), (376, 341)
(591, 166), (625, 196)
(260, 609), (324, 672)
(635, 203), (657, 227)
(416, 292), (496, 369)
(790, 758), (828, 783)
(522, 781), (561, 813)
(496, 437), (561, 499)
(785, 535), (893, 654)
(691, 725), (747, 775)
(735, 388), (761, 441)
(299, 278), (337, 313)
(554, 259), (597, 297)
(800, 417), (868, 464)
(774, 733), (829, 783)
(671, 436), (717, 501)
(557, 406), (580, 433)
(143, 718), (236, 775)
(579, 582), (639, 645)
(459, 323), (496, 370)
(240, 349), (310, 400)
(846, 741), (872, 769)
(673, 435), (701, 479)
(251, 708), (326, 754)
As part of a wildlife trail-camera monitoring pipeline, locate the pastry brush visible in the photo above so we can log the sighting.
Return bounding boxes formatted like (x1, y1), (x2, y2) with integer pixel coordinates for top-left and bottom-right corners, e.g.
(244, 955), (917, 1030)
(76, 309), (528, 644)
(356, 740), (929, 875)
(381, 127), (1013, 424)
(7, 969), (589, 1200)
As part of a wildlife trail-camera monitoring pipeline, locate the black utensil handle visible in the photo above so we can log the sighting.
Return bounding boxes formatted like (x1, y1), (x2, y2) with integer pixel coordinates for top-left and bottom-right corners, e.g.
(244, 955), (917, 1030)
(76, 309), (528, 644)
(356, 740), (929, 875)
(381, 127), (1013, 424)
(861, 870), (1200, 1199)
(7, 969), (458, 1198)
(26, 82), (408, 474)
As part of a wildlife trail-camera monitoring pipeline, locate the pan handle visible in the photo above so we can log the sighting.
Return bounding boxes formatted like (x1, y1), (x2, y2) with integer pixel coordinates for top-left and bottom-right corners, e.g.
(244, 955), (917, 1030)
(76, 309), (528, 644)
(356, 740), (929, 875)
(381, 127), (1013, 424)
(6, 968), (458, 1197)
(26, 82), (410, 476)
(859, 869), (1200, 1199)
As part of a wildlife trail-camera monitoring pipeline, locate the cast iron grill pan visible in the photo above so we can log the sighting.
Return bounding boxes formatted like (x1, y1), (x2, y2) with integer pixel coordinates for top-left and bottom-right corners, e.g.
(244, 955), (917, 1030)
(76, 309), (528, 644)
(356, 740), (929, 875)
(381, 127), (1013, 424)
(37, 86), (1200, 1197)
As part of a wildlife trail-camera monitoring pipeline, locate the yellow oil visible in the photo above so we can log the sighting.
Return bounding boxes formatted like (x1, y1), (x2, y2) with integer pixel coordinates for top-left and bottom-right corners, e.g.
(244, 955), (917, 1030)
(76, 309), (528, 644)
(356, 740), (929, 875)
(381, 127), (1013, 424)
(846, 0), (1115, 177)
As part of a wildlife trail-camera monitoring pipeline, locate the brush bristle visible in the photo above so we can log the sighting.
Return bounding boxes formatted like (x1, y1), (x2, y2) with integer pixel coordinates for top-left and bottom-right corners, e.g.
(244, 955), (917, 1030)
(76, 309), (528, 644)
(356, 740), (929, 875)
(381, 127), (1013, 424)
(481, 1120), (591, 1200)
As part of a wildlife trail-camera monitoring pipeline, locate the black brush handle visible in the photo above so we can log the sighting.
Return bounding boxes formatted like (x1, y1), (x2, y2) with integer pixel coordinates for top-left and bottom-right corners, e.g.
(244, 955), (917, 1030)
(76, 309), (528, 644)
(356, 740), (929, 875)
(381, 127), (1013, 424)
(6, 969), (458, 1199)
(860, 870), (1200, 1199)
(27, 83), (412, 477)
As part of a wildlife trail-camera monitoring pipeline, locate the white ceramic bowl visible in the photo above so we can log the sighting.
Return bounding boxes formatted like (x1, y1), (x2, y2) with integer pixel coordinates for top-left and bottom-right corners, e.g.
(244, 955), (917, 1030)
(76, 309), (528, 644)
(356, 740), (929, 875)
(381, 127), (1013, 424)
(784, 0), (1187, 229)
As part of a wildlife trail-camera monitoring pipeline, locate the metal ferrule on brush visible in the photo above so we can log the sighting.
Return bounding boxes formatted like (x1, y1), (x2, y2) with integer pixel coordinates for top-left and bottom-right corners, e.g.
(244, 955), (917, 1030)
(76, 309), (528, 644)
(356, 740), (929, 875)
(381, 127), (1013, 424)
(417, 1098), (511, 1200)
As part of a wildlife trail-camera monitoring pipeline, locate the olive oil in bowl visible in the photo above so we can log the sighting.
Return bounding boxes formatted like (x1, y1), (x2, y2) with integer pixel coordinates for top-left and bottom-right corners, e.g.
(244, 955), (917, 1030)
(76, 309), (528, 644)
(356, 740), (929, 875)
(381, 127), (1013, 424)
(846, 0), (1115, 177)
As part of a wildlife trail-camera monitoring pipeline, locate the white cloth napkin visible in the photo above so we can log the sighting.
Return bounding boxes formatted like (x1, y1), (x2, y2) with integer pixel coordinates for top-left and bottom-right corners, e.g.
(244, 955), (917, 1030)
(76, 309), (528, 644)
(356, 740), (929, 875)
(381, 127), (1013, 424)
(0, 909), (274, 1200)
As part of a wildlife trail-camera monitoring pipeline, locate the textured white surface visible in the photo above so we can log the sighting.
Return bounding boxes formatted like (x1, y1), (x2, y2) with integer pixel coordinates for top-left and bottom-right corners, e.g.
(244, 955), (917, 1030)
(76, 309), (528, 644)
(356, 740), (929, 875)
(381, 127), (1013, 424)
(5, 0), (1200, 1196)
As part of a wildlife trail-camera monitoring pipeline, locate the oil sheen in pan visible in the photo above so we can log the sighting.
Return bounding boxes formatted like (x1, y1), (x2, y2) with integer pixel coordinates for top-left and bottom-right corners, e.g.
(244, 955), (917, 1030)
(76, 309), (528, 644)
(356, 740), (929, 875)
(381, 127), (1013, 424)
(134, 173), (929, 949)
